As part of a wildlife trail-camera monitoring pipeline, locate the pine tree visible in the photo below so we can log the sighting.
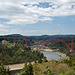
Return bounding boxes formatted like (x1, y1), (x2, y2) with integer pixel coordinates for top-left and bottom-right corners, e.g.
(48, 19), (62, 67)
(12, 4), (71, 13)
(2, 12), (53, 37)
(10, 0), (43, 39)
(27, 62), (33, 75)
(20, 62), (33, 75)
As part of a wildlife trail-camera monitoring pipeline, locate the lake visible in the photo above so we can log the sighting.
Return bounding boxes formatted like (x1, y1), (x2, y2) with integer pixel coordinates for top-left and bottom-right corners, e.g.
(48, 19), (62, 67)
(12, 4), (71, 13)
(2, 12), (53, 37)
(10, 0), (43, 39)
(40, 51), (62, 61)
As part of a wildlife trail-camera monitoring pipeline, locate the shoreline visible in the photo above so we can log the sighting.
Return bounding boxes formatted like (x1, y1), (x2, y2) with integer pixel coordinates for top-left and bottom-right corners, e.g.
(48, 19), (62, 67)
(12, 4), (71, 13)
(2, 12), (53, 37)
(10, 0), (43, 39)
(56, 51), (70, 59)
(40, 48), (69, 59)
(40, 49), (53, 52)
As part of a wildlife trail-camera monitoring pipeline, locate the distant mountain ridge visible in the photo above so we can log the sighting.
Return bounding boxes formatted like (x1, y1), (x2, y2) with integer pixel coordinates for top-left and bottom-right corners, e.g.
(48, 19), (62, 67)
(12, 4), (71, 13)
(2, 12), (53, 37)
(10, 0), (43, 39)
(41, 35), (75, 37)
(0, 34), (75, 37)
(6, 34), (24, 37)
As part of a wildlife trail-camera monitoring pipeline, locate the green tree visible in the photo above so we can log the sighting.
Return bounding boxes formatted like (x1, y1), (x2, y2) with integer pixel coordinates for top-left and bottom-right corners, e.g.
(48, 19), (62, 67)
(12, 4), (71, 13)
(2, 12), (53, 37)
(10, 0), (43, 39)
(43, 57), (48, 62)
(20, 62), (33, 75)
(38, 57), (43, 63)
(27, 62), (33, 75)
(0, 63), (11, 75)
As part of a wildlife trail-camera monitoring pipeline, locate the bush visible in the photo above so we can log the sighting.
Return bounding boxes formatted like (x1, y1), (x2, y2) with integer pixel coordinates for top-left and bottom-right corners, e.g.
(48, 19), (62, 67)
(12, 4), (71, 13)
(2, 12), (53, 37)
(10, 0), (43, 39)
(43, 67), (55, 75)
(0, 63), (11, 75)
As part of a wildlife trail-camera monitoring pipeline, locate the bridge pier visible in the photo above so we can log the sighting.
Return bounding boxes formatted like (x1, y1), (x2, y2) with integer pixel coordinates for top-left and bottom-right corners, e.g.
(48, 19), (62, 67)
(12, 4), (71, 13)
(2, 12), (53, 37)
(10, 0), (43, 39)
(4, 37), (6, 44)
(37, 39), (38, 50)
(71, 37), (73, 51)
(14, 38), (16, 45)
(25, 38), (28, 47)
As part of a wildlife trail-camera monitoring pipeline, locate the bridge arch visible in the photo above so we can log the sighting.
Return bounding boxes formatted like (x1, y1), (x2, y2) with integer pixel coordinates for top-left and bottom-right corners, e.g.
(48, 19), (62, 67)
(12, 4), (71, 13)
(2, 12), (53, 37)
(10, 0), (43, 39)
(37, 38), (73, 52)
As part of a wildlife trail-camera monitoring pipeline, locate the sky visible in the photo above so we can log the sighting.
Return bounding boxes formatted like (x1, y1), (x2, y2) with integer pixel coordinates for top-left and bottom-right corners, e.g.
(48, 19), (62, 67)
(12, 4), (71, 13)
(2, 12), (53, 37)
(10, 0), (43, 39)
(0, 0), (75, 36)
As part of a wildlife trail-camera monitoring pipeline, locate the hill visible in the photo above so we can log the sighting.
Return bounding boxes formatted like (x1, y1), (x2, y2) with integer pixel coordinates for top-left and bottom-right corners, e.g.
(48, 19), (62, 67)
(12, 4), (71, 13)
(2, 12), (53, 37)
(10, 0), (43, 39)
(6, 34), (24, 37)
(0, 34), (75, 37)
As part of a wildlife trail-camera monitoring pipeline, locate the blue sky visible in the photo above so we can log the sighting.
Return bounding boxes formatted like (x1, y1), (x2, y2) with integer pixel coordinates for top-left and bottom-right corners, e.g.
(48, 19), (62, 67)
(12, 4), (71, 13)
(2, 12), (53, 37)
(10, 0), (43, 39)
(0, 0), (75, 36)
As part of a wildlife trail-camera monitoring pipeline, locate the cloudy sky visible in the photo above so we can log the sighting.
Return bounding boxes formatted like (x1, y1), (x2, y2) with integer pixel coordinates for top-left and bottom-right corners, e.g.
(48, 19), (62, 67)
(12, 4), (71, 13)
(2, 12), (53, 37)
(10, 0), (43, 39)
(0, 0), (75, 36)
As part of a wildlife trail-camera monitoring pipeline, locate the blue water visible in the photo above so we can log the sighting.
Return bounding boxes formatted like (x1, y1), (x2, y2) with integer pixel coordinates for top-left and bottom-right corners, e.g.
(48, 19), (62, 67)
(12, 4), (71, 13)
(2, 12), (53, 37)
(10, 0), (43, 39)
(40, 51), (62, 61)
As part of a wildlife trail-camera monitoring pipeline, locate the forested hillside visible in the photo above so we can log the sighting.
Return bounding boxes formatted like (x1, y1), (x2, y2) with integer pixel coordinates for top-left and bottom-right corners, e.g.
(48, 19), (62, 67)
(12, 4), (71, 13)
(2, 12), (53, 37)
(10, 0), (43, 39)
(0, 42), (44, 65)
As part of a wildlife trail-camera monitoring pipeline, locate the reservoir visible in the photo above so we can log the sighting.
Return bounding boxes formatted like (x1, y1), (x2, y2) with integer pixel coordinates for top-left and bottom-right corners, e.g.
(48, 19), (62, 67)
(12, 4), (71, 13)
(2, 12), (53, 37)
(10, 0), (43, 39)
(11, 51), (62, 75)
(40, 51), (62, 61)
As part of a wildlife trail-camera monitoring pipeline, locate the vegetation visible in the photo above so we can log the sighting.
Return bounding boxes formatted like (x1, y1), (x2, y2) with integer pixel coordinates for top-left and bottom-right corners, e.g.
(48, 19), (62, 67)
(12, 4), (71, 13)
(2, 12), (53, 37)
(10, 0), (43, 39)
(45, 39), (75, 57)
(61, 57), (75, 70)
(33, 59), (75, 75)
(43, 67), (55, 75)
(0, 64), (11, 75)
(20, 62), (33, 75)
(0, 58), (75, 75)
(0, 42), (44, 65)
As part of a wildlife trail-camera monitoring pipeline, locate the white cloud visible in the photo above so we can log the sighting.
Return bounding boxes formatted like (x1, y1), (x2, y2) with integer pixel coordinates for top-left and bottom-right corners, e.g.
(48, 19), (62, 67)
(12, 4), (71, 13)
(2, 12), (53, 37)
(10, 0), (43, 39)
(0, 24), (9, 35)
(0, 0), (75, 26)
(0, 24), (5, 28)
(39, 17), (53, 22)
(0, 24), (9, 28)
(0, 29), (8, 32)
(60, 0), (70, 3)
(0, 29), (48, 36)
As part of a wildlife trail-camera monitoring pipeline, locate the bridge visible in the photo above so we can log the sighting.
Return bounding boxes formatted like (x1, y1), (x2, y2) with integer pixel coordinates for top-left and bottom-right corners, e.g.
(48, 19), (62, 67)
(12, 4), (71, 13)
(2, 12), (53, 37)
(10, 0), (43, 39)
(0, 36), (75, 52)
